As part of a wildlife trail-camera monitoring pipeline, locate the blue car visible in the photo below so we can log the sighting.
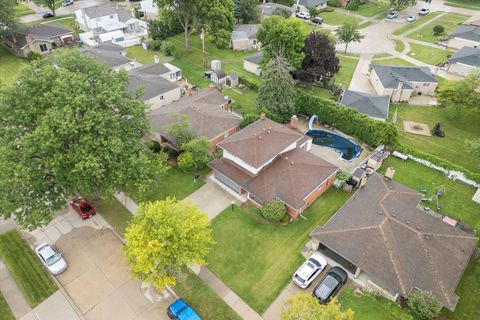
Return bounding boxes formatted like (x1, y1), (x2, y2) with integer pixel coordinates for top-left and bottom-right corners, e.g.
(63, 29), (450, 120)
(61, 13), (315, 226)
(167, 299), (201, 320)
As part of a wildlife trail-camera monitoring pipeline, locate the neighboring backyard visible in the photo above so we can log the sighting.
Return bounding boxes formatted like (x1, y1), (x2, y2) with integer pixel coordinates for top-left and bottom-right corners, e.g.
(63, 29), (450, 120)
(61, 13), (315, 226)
(388, 103), (480, 173)
(0, 231), (57, 308)
(206, 188), (351, 313)
(407, 13), (470, 44)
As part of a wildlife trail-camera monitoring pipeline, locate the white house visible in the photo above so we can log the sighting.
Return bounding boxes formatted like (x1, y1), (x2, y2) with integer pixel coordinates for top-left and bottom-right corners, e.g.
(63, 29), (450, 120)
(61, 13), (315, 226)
(76, 4), (148, 47)
(243, 52), (262, 76)
(231, 24), (260, 51)
(448, 25), (480, 50)
(140, 0), (158, 19)
(295, 0), (329, 12)
(447, 46), (480, 76)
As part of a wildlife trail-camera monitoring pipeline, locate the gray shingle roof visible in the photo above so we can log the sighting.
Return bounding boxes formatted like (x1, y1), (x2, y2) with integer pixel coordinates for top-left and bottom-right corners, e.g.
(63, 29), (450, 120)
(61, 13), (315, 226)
(258, 2), (294, 16)
(128, 63), (179, 100)
(128, 62), (171, 76)
(298, 0), (329, 8)
(83, 4), (117, 18)
(244, 52), (262, 65)
(448, 46), (480, 67)
(371, 65), (438, 90)
(340, 90), (390, 120)
(81, 43), (132, 68)
(311, 173), (478, 310)
(232, 24), (260, 40)
(12, 22), (73, 48)
(449, 24), (480, 42)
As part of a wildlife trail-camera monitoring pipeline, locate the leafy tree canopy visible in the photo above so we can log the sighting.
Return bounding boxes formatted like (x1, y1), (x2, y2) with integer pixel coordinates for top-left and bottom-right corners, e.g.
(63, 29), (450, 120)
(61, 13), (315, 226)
(407, 290), (442, 320)
(281, 294), (354, 320)
(238, 0), (261, 23)
(390, 0), (416, 10)
(180, 137), (211, 170)
(166, 116), (197, 147)
(335, 22), (364, 53)
(437, 71), (480, 118)
(0, 0), (25, 39)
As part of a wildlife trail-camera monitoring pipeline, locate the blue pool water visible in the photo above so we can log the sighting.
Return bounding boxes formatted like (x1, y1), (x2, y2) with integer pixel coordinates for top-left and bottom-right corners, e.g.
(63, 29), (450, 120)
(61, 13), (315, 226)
(305, 129), (362, 161)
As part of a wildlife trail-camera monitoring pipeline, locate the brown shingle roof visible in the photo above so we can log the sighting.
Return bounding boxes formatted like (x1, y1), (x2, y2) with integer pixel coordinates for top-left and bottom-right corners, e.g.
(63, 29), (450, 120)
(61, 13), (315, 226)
(218, 118), (304, 169)
(311, 173), (478, 310)
(210, 148), (338, 209)
(148, 89), (241, 145)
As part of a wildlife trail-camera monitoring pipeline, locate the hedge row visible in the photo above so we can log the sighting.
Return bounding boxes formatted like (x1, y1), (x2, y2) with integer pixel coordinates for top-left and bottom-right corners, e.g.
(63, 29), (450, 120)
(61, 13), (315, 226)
(294, 91), (398, 147)
(396, 144), (480, 185)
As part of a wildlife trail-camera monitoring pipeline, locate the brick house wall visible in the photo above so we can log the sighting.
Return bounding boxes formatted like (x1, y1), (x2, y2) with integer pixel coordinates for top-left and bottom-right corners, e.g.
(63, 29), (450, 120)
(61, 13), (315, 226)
(209, 127), (240, 152)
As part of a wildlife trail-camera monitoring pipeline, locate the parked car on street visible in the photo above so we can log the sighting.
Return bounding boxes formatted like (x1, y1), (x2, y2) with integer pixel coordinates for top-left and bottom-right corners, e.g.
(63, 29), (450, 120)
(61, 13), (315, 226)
(167, 299), (201, 320)
(311, 17), (324, 25)
(69, 197), (96, 219)
(387, 11), (399, 19)
(407, 15), (417, 22)
(419, 8), (430, 15)
(35, 243), (67, 275)
(292, 253), (327, 288)
(42, 12), (54, 19)
(296, 12), (310, 20)
(62, 0), (74, 6)
(312, 266), (348, 304)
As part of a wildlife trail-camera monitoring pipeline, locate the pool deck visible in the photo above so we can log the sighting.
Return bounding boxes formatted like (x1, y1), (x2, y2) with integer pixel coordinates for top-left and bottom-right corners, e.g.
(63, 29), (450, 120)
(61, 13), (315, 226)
(298, 119), (372, 172)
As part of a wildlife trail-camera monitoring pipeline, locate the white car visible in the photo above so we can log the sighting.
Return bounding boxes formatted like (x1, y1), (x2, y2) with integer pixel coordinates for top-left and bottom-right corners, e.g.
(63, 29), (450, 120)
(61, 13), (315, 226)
(419, 8), (430, 16)
(35, 243), (67, 275)
(62, 0), (73, 6)
(292, 253), (327, 288)
(296, 12), (310, 20)
(407, 15), (417, 22)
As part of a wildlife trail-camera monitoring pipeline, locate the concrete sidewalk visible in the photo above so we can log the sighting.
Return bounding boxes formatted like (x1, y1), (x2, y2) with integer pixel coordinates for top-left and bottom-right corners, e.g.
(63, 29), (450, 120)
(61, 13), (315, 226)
(19, 291), (80, 320)
(0, 259), (31, 318)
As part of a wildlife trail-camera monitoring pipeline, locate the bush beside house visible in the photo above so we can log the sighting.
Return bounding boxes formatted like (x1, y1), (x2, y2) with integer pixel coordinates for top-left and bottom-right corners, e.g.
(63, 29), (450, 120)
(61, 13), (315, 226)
(260, 199), (287, 222)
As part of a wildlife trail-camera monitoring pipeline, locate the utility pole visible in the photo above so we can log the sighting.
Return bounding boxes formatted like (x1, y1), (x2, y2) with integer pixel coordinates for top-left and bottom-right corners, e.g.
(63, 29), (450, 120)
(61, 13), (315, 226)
(201, 28), (207, 68)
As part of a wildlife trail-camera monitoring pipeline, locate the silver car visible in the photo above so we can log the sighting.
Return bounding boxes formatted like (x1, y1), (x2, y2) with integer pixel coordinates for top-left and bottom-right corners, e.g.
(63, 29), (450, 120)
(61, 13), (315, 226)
(292, 253), (327, 288)
(35, 243), (67, 275)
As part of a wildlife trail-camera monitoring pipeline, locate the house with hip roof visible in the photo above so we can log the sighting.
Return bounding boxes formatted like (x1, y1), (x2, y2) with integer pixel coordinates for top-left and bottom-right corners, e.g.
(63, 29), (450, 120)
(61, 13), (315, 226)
(310, 173), (477, 310)
(447, 46), (480, 76)
(81, 42), (139, 71)
(448, 24), (480, 50)
(340, 90), (390, 122)
(369, 65), (438, 103)
(209, 115), (339, 219)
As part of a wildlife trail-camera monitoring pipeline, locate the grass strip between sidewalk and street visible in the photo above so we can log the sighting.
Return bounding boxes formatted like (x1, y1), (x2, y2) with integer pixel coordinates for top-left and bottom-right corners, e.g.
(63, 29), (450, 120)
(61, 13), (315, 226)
(0, 291), (15, 320)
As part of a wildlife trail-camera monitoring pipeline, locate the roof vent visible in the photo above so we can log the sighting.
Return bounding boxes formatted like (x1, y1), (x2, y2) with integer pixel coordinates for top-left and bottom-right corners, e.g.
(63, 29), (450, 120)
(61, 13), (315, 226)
(392, 213), (396, 217)
(254, 133), (257, 136)
(285, 157), (288, 160)
(425, 235), (430, 240)
(267, 130), (271, 133)
(378, 211), (383, 215)
(290, 161), (294, 165)
(258, 136), (262, 139)
(406, 220), (410, 225)
(416, 226), (421, 230)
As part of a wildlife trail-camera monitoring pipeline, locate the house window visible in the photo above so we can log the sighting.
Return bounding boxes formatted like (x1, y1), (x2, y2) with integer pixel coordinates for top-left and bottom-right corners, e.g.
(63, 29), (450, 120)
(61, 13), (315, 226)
(422, 83), (429, 87)
(170, 73), (176, 80)
(159, 95), (164, 100)
(109, 15), (114, 19)
(253, 40), (257, 45)
(39, 44), (48, 52)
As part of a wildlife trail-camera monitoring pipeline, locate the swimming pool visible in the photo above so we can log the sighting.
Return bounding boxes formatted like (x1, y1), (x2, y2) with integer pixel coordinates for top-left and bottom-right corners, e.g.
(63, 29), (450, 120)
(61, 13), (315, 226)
(305, 129), (362, 161)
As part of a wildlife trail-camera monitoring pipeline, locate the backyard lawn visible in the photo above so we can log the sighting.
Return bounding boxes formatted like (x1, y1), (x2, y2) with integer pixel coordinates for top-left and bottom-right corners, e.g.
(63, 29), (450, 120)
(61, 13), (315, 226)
(126, 45), (174, 65)
(355, 0), (390, 17)
(0, 46), (27, 85)
(0, 292), (15, 320)
(174, 272), (242, 320)
(338, 289), (412, 320)
(206, 188), (351, 313)
(407, 43), (453, 65)
(87, 197), (133, 236)
(225, 87), (258, 115)
(408, 13), (470, 44)
(388, 103), (480, 173)
(392, 12), (442, 36)
(0, 231), (57, 307)
(319, 9), (362, 26)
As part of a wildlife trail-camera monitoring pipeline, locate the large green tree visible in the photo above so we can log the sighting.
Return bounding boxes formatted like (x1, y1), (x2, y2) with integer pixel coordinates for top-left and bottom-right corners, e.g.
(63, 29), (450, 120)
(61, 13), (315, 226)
(238, 0), (260, 23)
(124, 198), (214, 290)
(256, 15), (306, 70)
(0, 0), (24, 39)
(256, 54), (296, 122)
(390, 0), (416, 10)
(335, 22), (364, 53)
(281, 294), (354, 320)
(33, 0), (56, 16)
(437, 70), (480, 118)
(0, 51), (168, 229)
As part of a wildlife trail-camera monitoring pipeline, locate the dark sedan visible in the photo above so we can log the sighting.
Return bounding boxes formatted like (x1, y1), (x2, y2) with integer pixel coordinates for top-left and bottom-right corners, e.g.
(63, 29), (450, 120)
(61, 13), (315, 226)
(312, 266), (348, 303)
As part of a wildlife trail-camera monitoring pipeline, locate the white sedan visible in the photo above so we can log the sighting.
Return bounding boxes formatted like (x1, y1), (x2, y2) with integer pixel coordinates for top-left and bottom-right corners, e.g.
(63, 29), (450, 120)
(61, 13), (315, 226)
(35, 243), (67, 275)
(296, 12), (310, 20)
(407, 16), (417, 22)
(292, 253), (327, 288)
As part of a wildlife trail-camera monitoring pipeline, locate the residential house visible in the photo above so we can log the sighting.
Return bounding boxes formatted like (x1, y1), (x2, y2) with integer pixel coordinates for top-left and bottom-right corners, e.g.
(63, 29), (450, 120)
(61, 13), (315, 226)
(447, 46), (480, 76)
(369, 65), (438, 103)
(310, 173), (477, 310)
(128, 63), (182, 109)
(139, 0), (158, 20)
(340, 90), (390, 121)
(75, 4), (148, 47)
(448, 24), (480, 50)
(295, 0), (329, 12)
(211, 70), (227, 84)
(243, 52), (262, 76)
(231, 24), (260, 51)
(258, 2), (295, 18)
(4, 22), (73, 58)
(81, 42), (139, 71)
(209, 116), (339, 219)
(148, 88), (242, 151)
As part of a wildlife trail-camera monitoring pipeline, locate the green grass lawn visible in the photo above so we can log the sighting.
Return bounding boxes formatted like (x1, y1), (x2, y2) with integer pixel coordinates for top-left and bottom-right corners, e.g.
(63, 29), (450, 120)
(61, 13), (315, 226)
(371, 57), (414, 65)
(338, 289), (412, 320)
(27, 14), (76, 26)
(388, 103), (480, 173)
(319, 9), (362, 26)
(445, 0), (480, 10)
(372, 53), (392, 59)
(87, 197), (133, 236)
(407, 43), (453, 65)
(355, 0), (390, 17)
(0, 291), (15, 320)
(0, 45), (27, 85)
(394, 39), (405, 53)
(408, 13), (470, 44)
(378, 158), (480, 232)
(336, 56), (359, 87)
(0, 231), (57, 308)
(392, 12), (443, 36)
(207, 188), (350, 313)
(225, 88), (258, 115)
(15, 3), (35, 17)
(126, 46), (174, 65)
(174, 272), (242, 320)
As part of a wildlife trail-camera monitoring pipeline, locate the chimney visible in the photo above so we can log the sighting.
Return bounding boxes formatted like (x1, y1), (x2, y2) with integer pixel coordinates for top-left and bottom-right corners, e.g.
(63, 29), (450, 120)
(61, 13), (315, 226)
(260, 113), (266, 120)
(186, 88), (193, 96)
(154, 55), (160, 63)
(290, 115), (298, 129)
(208, 84), (215, 91)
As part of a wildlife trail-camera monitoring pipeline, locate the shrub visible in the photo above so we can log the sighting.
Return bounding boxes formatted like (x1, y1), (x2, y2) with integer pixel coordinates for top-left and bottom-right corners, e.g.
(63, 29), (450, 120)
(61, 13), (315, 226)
(181, 137), (211, 170)
(239, 77), (259, 90)
(148, 10), (183, 41)
(161, 41), (176, 56)
(433, 25), (444, 35)
(260, 199), (287, 222)
(26, 51), (41, 62)
(308, 7), (319, 17)
(178, 151), (195, 172)
(149, 39), (163, 51)
(407, 290), (442, 320)
(241, 113), (260, 128)
(145, 140), (162, 153)
(346, 0), (360, 10)
(328, 0), (341, 7)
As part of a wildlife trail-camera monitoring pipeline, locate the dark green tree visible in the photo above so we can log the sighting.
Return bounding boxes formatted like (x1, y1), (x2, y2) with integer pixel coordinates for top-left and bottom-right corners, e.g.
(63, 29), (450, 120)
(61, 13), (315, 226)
(0, 0), (25, 39)
(437, 70), (480, 118)
(239, 0), (260, 23)
(335, 22), (364, 53)
(390, 0), (416, 10)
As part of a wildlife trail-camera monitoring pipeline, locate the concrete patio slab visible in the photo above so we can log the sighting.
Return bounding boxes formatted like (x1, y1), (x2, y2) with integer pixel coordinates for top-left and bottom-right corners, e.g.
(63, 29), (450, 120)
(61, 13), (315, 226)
(32, 291), (80, 320)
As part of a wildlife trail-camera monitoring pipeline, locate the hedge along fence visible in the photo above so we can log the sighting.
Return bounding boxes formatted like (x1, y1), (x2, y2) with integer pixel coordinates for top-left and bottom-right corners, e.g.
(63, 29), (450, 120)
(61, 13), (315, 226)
(295, 91), (398, 147)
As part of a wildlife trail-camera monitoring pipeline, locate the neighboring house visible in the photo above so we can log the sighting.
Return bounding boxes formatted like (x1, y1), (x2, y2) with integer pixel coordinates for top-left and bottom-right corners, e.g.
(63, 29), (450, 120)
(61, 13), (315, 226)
(447, 46), (480, 76)
(340, 90), (390, 121)
(448, 25), (480, 50)
(310, 173), (478, 310)
(140, 0), (158, 19)
(148, 88), (242, 151)
(81, 42), (139, 71)
(258, 2), (295, 18)
(243, 52), (262, 76)
(369, 65), (438, 103)
(295, 0), (329, 12)
(231, 24), (260, 51)
(128, 63), (182, 109)
(75, 4), (148, 47)
(209, 116), (339, 219)
(3, 22), (73, 58)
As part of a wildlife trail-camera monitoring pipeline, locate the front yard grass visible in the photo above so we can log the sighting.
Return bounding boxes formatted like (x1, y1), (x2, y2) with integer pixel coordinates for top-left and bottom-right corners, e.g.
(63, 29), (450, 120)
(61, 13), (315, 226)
(394, 39), (405, 53)
(0, 45), (27, 85)
(338, 288), (412, 320)
(15, 4), (35, 17)
(445, 0), (480, 10)
(206, 188), (350, 313)
(392, 12), (443, 36)
(0, 291), (15, 320)
(319, 9), (362, 26)
(336, 56), (359, 88)
(408, 13), (470, 44)
(407, 43), (453, 65)
(0, 231), (57, 308)
(388, 103), (480, 173)
(174, 272), (242, 320)
(371, 57), (414, 65)
(87, 197), (133, 236)
(355, 0), (390, 17)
